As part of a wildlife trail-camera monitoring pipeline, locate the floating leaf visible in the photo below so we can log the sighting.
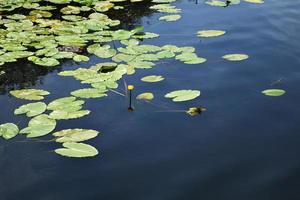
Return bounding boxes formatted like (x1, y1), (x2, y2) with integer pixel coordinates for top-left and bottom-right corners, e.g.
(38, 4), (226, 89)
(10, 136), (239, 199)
(262, 89), (286, 96)
(47, 97), (84, 112)
(49, 110), (90, 120)
(136, 92), (154, 101)
(244, 0), (264, 4)
(73, 55), (89, 62)
(20, 114), (56, 138)
(0, 123), (19, 140)
(159, 15), (181, 22)
(197, 30), (226, 38)
(141, 75), (165, 82)
(10, 89), (50, 100)
(222, 54), (249, 61)
(55, 142), (99, 158)
(71, 88), (107, 99)
(14, 102), (47, 117)
(165, 90), (201, 102)
(53, 129), (99, 143)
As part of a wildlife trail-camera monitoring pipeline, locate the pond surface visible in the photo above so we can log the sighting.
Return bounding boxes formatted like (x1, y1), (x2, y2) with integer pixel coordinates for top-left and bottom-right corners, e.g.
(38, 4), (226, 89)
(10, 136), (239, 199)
(1, 0), (300, 199)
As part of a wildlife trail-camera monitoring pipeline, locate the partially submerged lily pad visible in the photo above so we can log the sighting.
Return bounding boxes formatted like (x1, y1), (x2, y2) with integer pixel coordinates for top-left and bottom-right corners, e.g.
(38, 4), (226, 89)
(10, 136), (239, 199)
(186, 107), (206, 116)
(165, 90), (201, 102)
(55, 142), (99, 158)
(262, 89), (286, 96)
(0, 123), (19, 140)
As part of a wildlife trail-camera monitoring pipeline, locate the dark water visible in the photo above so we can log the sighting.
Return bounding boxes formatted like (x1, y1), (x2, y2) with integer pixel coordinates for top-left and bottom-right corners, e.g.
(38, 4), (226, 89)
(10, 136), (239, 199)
(1, 0), (300, 199)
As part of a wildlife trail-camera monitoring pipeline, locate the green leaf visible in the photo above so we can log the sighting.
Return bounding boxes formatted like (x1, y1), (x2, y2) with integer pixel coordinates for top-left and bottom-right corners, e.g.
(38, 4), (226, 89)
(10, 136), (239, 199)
(53, 129), (99, 143)
(262, 89), (286, 96)
(222, 54), (249, 61)
(136, 92), (154, 101)
(55, 142), (99, 158)
(141, 75), (165, 82)
(20, 114), (56, 138)
(197, 30), (226, 37)
(47, 97), (84, 112)
(49, 110), (90, 120)
(73, 54), (89, 62)
(10, 89), (50, 100)
(159, 15), (181, 22)
(165, 90), (201, 102)
(71, 88), (107, 99)
(14, 102), (47, 117)
(0, 123), (19, 140)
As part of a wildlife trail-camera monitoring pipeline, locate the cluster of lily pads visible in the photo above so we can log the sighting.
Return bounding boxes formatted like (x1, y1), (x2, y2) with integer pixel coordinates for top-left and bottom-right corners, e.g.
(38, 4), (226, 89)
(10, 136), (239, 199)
(0, 0), (284, 158)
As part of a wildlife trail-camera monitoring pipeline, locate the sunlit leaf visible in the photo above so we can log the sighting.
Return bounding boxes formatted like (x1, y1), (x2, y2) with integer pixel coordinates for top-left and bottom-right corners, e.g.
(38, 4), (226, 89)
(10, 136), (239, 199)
(165, 90), (201, 102)
(55, 142), (99, 158)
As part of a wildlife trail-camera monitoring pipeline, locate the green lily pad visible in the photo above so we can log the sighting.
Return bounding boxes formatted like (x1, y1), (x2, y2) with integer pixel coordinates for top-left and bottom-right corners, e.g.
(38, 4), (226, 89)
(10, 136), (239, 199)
(222, 54), (249, 61)
(14, 102), (47, 117)
(49, 110), (90, 120)
(244, 0), (264, 4)
(53, 129), (99, 143)
(136, 92), (154, 101)
(159, 15), (181, 22)
(0, 123), (19, 140)
(20, 114), (56, 138)
(71, 88), (107, 99)
(262, 89), (286, 96)
(165, 90), (201, 102)
(10, 89), (50, 100)
(55, 142), (99, 158)
(197, 30), (226, 37)
(47, 97), (85, 112)
(73, 54), (89, 62)
(141, 75), (165, 82)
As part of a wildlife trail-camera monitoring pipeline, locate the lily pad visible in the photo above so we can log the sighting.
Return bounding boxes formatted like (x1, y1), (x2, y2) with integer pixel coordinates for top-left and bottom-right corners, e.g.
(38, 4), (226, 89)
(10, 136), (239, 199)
(14, 102), (47, 117)
(197, 30), (226, 37)
(49, 110), (90, 120)
(136, 92), (154, 101)
(141, 75), (165, 82)
(20, 114), (56, 138)
(165, 90), (201, 102)
(10, 89), (50, 100)
(55, 142), (99, 158)
(71, 88), (107, 99)
(0, 123), (19, 140)
(159, 14), (181, 22)
(222, 54), (249, 61)
(262, 89), (286, 96)
(53, 129), (99, 143)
